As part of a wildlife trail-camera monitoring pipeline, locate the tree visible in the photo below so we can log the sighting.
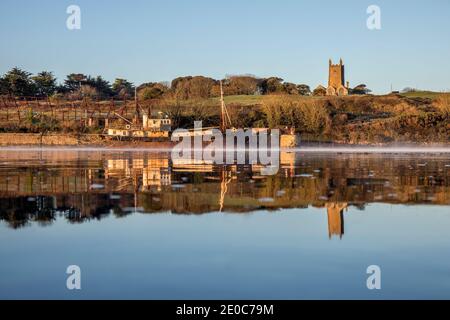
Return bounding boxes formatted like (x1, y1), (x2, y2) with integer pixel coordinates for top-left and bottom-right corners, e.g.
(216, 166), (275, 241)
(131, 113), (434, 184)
(351, 84), (371, 95)
(0, 77), (8, 95)
(312, 85), (327, 96)
(66, 85), (99, 100)
(112, 78), (134, 99)
(161, 99), (183, 128)
(171, 76), (216, 100)
(2, 67), (36, 96)
(64, 73), (88, 92)
(283, 82), (298, 95)
(32, 71), (57, 97)
(189, 76), (216, 99)
(225, 75), (259, 95)
(260, 77), (284, 94)
(297, 84), (311, 96)
(88, 76), (112, 98)
(138, 82), (169, 100)
(171, 76), (192, 100)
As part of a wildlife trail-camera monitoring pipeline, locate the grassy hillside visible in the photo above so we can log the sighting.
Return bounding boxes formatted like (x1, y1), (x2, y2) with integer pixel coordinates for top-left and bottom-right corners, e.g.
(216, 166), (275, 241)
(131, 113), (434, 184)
(210, 94), (264, 106)
(400, 91), (450, 99)
(0, 93), (448, 144)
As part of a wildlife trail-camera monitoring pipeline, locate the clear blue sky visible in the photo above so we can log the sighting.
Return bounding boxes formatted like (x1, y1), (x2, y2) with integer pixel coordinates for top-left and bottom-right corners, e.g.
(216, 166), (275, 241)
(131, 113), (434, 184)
(1, 0), (449, 93)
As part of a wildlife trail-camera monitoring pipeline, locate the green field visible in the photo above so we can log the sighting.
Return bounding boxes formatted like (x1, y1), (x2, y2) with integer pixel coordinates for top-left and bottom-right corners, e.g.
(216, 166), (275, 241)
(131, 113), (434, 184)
(211, 95), (265, 106)
(400, 91), (449, 99)
(219, 92), (450, 103)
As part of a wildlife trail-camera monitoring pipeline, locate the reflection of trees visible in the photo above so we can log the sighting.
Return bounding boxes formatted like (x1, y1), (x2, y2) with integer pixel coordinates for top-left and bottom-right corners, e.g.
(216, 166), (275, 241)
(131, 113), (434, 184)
(0, 194), (126, 228)
(0, 196), (56, 229)
(0, 153), (449, 229)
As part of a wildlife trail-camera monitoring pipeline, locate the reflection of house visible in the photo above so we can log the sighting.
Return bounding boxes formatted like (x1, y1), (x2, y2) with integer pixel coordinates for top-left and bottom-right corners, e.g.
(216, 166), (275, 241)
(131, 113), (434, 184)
(106, 159), (130, 177)
(143, 168), (171, 188)
(326, 202), (348, 239)
(105, 158), (171, 189)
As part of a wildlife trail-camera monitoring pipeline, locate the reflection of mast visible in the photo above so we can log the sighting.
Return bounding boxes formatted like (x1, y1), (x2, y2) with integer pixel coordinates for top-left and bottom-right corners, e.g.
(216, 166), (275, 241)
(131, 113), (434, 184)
(133, 168), (139, 213)
(326, 202), (348, 239)
(219, 168), (232, 212)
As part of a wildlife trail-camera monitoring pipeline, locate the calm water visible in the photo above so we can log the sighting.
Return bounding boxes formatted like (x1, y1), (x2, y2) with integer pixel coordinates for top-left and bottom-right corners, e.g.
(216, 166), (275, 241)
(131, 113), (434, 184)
(0, 149), (449, 299)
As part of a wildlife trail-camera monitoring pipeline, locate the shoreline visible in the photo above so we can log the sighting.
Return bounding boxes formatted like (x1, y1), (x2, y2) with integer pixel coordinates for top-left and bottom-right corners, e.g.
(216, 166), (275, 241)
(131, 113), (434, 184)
(1, 145), (449, 154)
(0, 133), (449, 153)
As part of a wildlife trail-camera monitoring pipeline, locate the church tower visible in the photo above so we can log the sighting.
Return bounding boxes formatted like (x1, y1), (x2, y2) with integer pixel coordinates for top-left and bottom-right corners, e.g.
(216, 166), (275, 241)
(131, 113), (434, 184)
(326, 59), (349, 96)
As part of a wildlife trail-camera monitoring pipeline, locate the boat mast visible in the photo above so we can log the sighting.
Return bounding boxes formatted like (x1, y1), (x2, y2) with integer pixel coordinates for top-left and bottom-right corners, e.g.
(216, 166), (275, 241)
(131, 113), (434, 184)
(133, 87), (142, 125)
(220, 80), (226, 132)
(219, 80), (233, 132)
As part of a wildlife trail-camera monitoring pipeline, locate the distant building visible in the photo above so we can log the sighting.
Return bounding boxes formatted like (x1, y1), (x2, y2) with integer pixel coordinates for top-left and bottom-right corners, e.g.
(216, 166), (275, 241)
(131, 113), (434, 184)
(326, 59), (349, 96)
(106, 112), (172, 139)
(143, 114), (172, 132)
(313, 85), (327, 96)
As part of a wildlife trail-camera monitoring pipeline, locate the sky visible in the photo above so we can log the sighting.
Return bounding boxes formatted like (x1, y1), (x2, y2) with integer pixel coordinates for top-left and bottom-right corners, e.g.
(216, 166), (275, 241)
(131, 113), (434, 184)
(0, 0), (449, 94)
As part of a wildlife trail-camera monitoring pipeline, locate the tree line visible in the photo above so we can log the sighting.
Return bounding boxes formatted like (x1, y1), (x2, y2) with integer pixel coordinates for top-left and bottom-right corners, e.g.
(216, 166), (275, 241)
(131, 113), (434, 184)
(0, 67), (370, 100)
(0, 68), (135, 100)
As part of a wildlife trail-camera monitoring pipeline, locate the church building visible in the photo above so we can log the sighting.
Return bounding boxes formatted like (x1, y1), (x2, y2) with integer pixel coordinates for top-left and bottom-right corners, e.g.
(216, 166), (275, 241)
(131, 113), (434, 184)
(326, 58), (350, 96)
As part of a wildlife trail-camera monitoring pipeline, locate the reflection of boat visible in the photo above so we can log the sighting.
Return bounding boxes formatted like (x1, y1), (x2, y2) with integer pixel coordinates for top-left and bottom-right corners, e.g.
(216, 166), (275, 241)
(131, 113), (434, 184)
(171, 158), (215, 172)
(1, 153), (450, 232)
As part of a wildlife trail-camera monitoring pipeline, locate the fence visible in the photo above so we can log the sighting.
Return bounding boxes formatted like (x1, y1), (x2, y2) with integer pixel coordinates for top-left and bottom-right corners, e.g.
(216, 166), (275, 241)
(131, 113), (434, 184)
(0, 95), (146, 130)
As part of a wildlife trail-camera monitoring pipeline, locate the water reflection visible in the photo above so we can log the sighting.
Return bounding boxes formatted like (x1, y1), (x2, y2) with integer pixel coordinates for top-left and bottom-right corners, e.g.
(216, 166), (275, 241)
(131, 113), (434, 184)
(0, 150), (449, 238)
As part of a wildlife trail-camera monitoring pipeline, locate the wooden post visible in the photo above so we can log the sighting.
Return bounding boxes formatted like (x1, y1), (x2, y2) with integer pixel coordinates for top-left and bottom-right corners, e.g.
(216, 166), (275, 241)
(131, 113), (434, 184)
(13, 96), (21, 122)
(105, 99), (114, 129)
(46, 96), (51, 107)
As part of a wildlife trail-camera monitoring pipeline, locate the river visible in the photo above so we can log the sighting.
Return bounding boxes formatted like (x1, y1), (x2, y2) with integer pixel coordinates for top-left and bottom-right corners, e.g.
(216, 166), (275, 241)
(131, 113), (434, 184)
(0, 149), (449, 299)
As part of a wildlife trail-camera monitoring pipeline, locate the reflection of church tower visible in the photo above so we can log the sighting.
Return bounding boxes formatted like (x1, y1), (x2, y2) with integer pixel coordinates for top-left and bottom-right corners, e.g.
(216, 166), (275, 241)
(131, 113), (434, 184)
(326, 203), (348, 239)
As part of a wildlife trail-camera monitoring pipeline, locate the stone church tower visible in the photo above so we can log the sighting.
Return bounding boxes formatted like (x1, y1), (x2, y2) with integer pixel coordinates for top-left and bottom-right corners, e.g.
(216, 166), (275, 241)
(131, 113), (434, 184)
(327, 59), (349, 96)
